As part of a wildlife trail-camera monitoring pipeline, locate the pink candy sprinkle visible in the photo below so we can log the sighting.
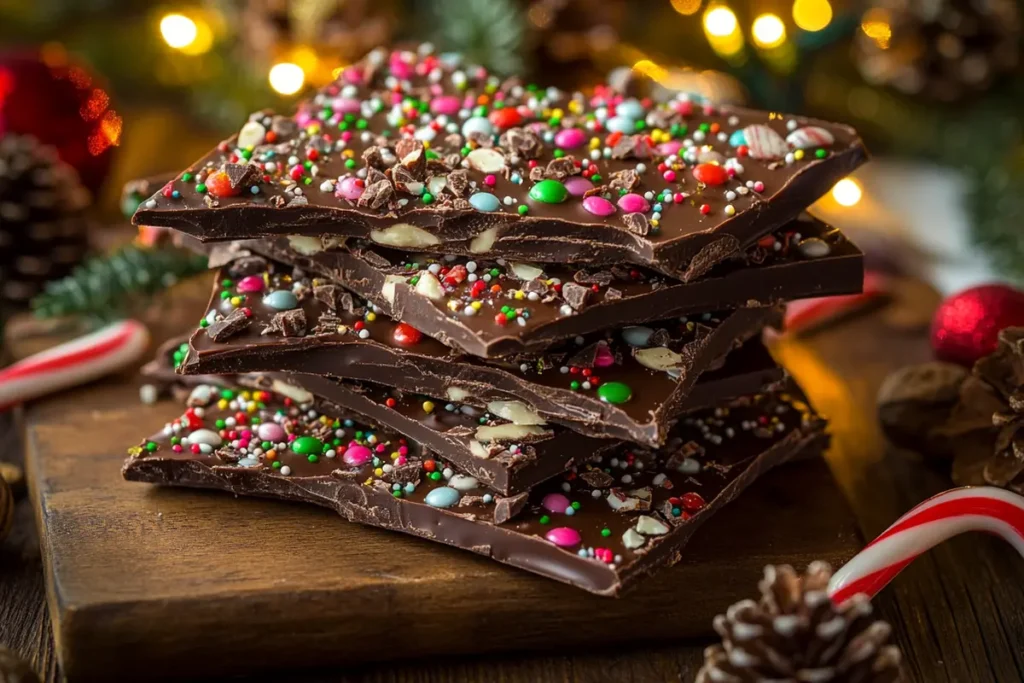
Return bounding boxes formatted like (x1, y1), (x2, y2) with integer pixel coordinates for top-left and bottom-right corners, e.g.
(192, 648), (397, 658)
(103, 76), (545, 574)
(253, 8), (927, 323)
(593, 343), (615, 368)
(398, 445), (408, 456)
(172, 445), (183, 453)
(545, 527), (582, 548)
(753, 181), (765, 193)
(237, 275), (264, 294)
(554, 128), (586, 149)
(484, 174), (497, 187)
(541, 493), (571, 514)
(564, 176), (594, 197)
(331, 97), (361, 114)
(342, 445), (373, 467)
(617, 193), (650, 214)
(656, 141), (683, 157)
(336, 176), (364, 201)
(582, 195), (616, 217)
(662, 170), (677, 182)
(430, 96), (461, 116)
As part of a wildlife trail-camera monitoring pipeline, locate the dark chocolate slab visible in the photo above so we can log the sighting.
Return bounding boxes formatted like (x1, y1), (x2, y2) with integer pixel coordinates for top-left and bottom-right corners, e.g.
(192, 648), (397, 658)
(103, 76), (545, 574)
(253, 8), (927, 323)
(266, 339), (785, 495)
(182, 261), (779, 445)
(123, 383), (827, 596)
(228, 214), (861, 358)
(133, 46), (867, 279)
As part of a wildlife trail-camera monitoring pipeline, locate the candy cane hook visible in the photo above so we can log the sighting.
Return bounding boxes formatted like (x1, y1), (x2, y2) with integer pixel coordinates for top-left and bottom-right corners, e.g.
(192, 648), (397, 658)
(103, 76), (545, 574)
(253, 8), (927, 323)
(829, 487), (1024, 605)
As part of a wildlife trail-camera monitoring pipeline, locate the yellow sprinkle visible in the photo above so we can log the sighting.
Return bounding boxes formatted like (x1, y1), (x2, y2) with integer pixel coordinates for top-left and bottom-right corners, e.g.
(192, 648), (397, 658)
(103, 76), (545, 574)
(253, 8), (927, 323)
(589, 137), (601, 149)
(568, 100), (582, 114)
(391, 452), (400, 460)
(247, 403), (257, 414)
(374, 467), (383, 477)
(423, 140), (431, 150)
(365, 312), (377, 322)
(241, 391), (251, 400)
(724, 204), (736, 216)
(794, 149), (805, 160)
(337, 325), (348, 334)
(342, 149), (355, 158)
(514, 290), (524, 300)
(552, 108), (564, 118)
(541, 108), (551, 118)
(363, 478), (373, 486)
(230, 296), (242, 306)
(423, 401), (435, 413)
(471, 301), (482, 310)
(217, 399), (229, 410)
(651, 219), (660, 227)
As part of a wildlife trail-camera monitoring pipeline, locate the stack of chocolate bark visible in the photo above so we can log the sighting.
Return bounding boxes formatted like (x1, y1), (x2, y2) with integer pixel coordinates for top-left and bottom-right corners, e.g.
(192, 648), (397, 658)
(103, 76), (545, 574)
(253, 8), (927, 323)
(124, 46), (867, 596)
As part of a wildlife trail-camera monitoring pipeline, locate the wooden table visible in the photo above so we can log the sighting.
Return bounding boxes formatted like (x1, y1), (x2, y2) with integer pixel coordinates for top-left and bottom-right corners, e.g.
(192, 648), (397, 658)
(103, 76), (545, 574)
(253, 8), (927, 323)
(3, 280), (1024, 682)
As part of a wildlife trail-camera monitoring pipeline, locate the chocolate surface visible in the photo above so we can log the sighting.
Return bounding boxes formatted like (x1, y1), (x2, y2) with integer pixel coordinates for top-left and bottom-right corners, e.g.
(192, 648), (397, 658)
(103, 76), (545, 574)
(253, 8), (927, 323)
(183, 261), (780, 445)
(266, 339), (785, 494)
(133, 46), (866, 279)
(222, 214), (861, 358)
(123, 383), (828, 595)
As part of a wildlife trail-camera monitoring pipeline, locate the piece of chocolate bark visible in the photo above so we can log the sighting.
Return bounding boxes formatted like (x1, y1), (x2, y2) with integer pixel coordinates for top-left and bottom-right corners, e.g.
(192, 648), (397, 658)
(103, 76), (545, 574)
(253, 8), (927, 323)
(229, 214), (861, 358)
(258, 339), (785, 494)
(182, 261), (779, 445)
(123, 383), (828, 596)
(132, 46), (867, 280)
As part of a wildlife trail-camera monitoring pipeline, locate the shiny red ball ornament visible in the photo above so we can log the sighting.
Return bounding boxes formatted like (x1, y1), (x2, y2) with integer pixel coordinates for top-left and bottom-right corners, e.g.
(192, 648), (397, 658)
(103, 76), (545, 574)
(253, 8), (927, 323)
(931, 284), (1024, 366)
(0, 51), (120, 193)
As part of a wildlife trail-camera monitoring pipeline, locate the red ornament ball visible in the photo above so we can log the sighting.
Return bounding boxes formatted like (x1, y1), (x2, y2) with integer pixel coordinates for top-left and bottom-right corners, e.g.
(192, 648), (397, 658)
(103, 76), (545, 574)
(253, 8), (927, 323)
(0, 50), (120, 193)
(931, 284), (1024, 366)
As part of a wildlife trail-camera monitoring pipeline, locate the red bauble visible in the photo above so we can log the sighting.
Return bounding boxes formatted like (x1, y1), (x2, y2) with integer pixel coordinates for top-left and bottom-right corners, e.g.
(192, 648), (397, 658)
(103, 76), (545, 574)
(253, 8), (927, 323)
(0, 51), (120, 193)
(931, 284), (1024, 366)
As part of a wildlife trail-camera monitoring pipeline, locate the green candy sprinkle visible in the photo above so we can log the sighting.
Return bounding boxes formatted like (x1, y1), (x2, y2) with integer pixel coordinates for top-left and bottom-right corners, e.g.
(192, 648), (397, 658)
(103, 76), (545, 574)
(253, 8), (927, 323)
(600, 528), (611, 537)
(539, 515), (551, 525)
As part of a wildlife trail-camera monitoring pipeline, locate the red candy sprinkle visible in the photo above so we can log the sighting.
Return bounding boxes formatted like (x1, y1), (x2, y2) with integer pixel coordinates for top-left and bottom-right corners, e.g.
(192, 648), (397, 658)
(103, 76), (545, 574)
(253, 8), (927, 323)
(489, 107), (522, 130)
(385, 397), (397, 408)
(470, 280), (487, 298)
(423, 459), (437, 472)
(444, 265), (468, 285)
(594, 548), (614, 564)
(699, 203), (711, 215)
(692, 163), (729, 187)
(681, 492), (706, 512)
(205, 171), (241, 198)
(758, 235), (777, 248)
(392, 322), (423, 346)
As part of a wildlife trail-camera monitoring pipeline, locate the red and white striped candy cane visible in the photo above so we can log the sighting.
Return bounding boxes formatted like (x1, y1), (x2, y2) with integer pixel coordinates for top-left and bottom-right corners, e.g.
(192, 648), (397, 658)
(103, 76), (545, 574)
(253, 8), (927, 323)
(828, 486), (1024, 605)
(0, 320), (150, 411)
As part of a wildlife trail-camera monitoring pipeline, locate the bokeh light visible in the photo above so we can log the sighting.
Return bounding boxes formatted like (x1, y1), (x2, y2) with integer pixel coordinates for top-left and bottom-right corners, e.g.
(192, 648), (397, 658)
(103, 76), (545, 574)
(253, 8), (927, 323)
(160, 14), (198, 50)
(832, 178), (862, 206)
(793, 0), (833, 32)
(752, 14), (787, 48)
(704, 7), (739, 37)
(269, 63), (305, 95)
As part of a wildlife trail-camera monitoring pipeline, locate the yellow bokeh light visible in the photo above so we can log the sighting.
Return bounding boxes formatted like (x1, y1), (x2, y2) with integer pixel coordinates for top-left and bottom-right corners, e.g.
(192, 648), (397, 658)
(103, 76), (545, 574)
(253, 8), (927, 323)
(793, 0), (833, 32)
(861, 9), (892, 49)
(752, 14), (787, 48)
(704, 6), (739, 37)
(671, 0), (703, 16)
(832, 178), (862, 207)
(269, 63), (306, 95)
(160, 13), (198, 50)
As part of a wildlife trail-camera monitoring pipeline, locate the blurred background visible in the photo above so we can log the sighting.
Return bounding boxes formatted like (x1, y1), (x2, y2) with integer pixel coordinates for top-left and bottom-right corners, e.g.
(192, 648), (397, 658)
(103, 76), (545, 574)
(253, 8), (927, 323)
(0, 0), (1022, 318)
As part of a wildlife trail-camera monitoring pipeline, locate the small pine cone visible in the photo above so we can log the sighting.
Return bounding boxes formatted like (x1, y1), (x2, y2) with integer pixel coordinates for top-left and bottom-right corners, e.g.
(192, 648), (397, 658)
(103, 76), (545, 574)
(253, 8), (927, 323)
(696, 563), (903, 683)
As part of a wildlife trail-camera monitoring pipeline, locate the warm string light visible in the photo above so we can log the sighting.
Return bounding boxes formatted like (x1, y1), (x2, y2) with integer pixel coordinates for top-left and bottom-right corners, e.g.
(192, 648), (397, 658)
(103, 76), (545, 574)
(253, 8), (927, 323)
(752, 14), (787, 48)
(269, 63), (306, 95)
(832, 178), (863, 207)
(861, 9), (893, 49)
(703, 6), (745, 58)
(670, 0), (703, 16)
(792, 0), (833, 32)
(160, 14), (197, 49)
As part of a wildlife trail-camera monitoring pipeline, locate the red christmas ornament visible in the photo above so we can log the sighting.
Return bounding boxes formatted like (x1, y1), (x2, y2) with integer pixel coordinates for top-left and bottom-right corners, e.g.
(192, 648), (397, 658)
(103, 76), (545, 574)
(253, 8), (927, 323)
(0, 50), (120, 193)
(931, 284), (1024, 366)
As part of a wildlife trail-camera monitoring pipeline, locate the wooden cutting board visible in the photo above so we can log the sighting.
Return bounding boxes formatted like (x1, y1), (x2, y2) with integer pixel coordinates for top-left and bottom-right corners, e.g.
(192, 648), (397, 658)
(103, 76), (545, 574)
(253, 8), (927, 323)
(10, 285), (863, 682)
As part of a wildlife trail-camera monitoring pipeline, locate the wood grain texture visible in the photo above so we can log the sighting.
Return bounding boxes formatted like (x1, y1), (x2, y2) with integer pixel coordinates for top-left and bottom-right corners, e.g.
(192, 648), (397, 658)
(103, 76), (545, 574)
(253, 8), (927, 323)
(21, 377), (857, 682)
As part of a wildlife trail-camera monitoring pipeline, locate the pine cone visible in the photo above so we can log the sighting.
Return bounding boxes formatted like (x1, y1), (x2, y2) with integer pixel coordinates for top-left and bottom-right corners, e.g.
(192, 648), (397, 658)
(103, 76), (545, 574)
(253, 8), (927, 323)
(855, 0), (1020, 102)
(696, 563), (903, 683)
(0, 134), (90, 311)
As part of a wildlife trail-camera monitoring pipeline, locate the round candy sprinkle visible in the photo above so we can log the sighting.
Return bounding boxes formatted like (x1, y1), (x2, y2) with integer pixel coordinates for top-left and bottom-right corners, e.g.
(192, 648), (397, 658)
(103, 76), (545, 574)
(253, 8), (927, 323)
(205, 171), (240, 198)
(448, 474), (479, 491)
(263, 290), (298, 311)
(489, 107), (522, 130)
(622, 326), (655, 347)
(605, 116), (634, 134)
(336, 176), (364, 201)
(291, 436), (323, 455)
(187, 429), (222, 447)
(617, 99), (645, 119)
(237, 275), (264, 294)
(616, 193), (650, 214)
(692, 163), (729, 187)
(468, 192), (500, 212)
(342, 445), (372, 467)
(582, 195), (616, 217)
(593, 344), (615, 368)
(424, 486), (461, 509)
(545, 527), (582, 548)
(257, 423), (285, 442)
(392, 322), (423, 346)
(554, 128), (586, 149)
(564, 176), (594, 197)
(461, 116), (493, 139)
(541, 493), (571, 514)
(430, 95), (461, 116)
(529, 179), (569, 204)
(597, 381), (632, 405)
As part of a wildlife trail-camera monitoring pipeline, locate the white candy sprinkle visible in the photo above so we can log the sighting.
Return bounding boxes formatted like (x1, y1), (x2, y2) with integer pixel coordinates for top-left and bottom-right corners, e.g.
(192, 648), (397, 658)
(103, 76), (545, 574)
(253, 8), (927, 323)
(280, 466), (292, 476)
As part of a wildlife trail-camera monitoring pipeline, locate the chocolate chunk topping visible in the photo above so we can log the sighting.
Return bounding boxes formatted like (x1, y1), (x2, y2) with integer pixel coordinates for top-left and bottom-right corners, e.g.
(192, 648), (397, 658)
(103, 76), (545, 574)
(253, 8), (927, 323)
(446, 169), (469, 197)
(361, 145), (385, 169)
(605, 287), (623, 300)
(561, 282), (592, 311)
(226, 256), (269, 278)
(357, 180), (394, 210)
(313, 284), (352, 313)
(206, 308), (251, 342)
(493, 492), (529, 524)
(544, 157), (579, 180)
(608, 169), (640, 193)
(574, 269), (614, 286)
(682, 236), (743, 282)
(225, 163), (259, 190)
(263, 309), (307, 337)
(382, 461), (422, 486)
(622, 212), (649, 236)
(501, 127), (544, 159)
(580, 470), (615, 488)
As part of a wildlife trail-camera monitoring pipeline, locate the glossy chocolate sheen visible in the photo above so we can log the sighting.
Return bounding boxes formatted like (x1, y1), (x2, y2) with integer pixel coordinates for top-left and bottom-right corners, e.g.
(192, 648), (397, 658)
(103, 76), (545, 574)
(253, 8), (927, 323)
(268, 340), (785, 495)
(226, 214), (862, 358)
(183, 262), (780, 445)
(123, 383), (827, 596)
(133, 46), (867, 279)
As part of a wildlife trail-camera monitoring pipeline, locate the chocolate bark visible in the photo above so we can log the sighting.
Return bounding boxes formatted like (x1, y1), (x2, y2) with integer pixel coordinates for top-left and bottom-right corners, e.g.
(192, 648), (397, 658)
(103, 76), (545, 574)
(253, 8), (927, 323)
(132, 46), (867, 280)
(220, 214), (860, 358)
(123, 383), (828, 596)
(182, 262), (780, 445)
(263, 339), (785, 494)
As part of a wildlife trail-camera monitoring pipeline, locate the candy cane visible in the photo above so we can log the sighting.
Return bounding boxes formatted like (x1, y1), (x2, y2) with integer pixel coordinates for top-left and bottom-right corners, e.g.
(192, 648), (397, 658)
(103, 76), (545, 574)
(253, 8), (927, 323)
(784, 271), (887, 333)
(828, 487), (1024, 605)
(0, 320), (150, 411)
